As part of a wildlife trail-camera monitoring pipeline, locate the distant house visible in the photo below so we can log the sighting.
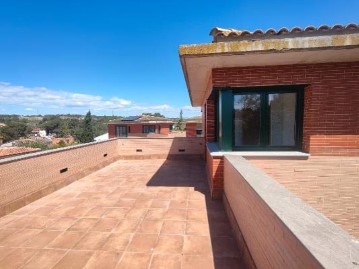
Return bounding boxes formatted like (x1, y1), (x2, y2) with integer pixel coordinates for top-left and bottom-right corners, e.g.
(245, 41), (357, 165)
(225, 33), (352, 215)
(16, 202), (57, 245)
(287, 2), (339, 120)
(108, 115), (174, 138)
(185, 117), (203, 137)
(31, 128), (46, 138)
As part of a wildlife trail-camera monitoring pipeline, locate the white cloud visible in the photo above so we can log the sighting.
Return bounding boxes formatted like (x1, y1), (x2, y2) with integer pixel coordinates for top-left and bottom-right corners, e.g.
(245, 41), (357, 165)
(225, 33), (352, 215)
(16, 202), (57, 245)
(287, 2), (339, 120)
(0, 82), (202, 117)
(0, 82), (132, 110)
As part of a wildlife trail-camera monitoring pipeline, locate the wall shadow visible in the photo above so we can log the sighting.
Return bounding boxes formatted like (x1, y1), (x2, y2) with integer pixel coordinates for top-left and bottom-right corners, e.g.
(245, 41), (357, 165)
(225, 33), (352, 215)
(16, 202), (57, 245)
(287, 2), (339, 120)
(146, 157), (246, 268)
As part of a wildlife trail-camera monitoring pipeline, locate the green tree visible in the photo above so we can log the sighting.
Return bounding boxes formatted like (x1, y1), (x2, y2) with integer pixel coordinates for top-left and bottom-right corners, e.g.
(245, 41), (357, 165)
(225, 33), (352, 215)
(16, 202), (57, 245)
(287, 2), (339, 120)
(0, 120), (29, 142)
(175, 109), (185, 131)
(78, 111), (94, 143)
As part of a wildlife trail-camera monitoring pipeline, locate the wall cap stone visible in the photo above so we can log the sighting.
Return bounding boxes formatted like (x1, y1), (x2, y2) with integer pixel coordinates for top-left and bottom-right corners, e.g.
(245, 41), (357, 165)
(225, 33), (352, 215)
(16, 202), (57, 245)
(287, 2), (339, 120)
(224, 154), (359, 268)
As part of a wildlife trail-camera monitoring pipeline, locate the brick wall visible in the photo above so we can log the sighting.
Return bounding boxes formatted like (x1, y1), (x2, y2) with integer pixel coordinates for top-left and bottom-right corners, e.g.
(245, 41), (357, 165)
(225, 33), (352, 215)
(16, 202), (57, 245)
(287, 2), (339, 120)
(205, 62), (359, 155)
(0, 139), (120, 217)
(224, 155), (358, 269)
(118, 137), (205, 159)
(186, 122), (197, 137)
(206, 148), (224, 199)
(249, 156), (359, 239)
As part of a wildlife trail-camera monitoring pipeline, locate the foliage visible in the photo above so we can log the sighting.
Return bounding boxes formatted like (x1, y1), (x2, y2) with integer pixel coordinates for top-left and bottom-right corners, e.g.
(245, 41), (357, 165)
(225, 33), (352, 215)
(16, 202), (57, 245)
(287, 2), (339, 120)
(0, 119), (30, 143)
(15, 140), (49, 150)
(142, 112), (165, 118)
(175, 109), (185, 131)
(78, 111), (94, 143)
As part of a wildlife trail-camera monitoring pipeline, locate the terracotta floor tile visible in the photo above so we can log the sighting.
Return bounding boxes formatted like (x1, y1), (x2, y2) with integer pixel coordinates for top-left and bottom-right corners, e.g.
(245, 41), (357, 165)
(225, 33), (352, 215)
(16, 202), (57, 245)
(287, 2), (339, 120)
(145, 208), (167, 220)
(52, 250), (93, 269)
(0, 229), (17, 241)
(137, 219), (163, 234)
(117, 252), (151, 269)
(187, 209), (208, 222)
(84, 251), (121, 269)
(183, 236), (212, 255)
(22, 249), (66, 269)
(84, 207), (109, 218)
(68, 218), (99, 231)
(154, 235), (184, 254)
(104, 208), (130, 219)
(181, 255), (215, 269)
(126, 208), (149, 219)
(169, 200), (188, 209)
(0, 229), (41, 247)
(160, 220), (186, 235)
(127, 234), (158, 252)
(149, 254), (181, 269)
(133, 198), (153, 208)
(73, 232), (110, 250)
(165, 209), (187, 221)
(186, 221), (210, 236)
(150, 199), (170, 208)
(91, 218), (119, 232)
(102, 233), (132, 251)
(0, 248), (38, 269)
(115, 199), (136, 208)
(21, 230), (62, 248)
(29, 206), (57, 216)
(113, 219), (140, 233)
(0, 247), (15, 260)
(46, 217), (77, 231)
(47, 231), (85, 249)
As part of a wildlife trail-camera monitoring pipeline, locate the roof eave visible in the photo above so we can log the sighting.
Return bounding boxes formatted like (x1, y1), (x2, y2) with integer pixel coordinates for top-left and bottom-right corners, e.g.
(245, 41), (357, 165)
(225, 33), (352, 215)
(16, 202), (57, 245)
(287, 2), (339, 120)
(179, 33), (359, 106)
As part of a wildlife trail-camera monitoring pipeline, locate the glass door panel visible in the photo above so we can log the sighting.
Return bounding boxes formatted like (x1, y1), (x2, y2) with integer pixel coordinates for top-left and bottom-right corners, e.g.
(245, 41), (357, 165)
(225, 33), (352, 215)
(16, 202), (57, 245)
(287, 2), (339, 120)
(233, 94), (261, 146)
(268, 93), (296, 146)
(116, 126), (128, 137)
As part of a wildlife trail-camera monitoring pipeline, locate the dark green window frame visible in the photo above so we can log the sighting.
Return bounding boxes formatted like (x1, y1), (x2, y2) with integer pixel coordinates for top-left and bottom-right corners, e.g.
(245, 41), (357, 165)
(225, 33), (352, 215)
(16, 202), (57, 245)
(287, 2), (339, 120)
(143, 125), (156, 134)
(216, 85), (305, 151)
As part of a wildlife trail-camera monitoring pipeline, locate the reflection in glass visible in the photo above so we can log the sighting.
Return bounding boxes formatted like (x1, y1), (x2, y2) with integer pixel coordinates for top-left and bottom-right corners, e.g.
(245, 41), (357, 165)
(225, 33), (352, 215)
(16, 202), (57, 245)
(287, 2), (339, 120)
(233, 94), (261, 146)
(269, 93), (296, 146)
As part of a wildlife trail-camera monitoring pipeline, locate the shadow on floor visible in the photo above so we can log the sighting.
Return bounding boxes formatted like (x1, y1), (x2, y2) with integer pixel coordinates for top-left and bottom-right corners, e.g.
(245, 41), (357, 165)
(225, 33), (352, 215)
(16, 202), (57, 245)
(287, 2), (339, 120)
(146, 158), (246, 269)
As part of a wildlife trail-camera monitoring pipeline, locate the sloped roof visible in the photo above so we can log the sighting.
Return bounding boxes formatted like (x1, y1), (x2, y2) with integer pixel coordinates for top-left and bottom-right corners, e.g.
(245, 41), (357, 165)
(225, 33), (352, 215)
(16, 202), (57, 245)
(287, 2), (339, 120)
(179, 23), (359, 106)
(210, 23), (359, 42)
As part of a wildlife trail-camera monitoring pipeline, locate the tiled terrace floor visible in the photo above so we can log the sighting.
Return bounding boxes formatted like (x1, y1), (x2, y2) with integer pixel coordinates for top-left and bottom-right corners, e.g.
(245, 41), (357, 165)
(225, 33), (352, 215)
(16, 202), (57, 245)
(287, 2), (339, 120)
(0, 159), (243, 269)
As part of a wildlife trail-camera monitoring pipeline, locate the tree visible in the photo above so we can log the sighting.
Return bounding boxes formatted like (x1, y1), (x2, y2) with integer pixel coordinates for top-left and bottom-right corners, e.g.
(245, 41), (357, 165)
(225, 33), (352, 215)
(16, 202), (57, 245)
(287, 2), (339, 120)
(175, 109), (185, 131)
(0, 120), (29, 143)
(78, 111), (94, 143)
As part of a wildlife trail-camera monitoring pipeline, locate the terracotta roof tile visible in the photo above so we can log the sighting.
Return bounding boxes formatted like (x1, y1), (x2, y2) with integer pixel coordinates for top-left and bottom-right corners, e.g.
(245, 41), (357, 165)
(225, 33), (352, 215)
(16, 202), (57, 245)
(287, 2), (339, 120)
(210, 23), (359, 42)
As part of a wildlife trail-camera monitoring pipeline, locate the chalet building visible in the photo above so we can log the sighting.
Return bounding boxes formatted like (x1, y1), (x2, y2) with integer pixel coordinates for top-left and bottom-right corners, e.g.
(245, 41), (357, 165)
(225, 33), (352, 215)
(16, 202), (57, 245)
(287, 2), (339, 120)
(108, 115), (174, 138)
(179, 24), (359, 198)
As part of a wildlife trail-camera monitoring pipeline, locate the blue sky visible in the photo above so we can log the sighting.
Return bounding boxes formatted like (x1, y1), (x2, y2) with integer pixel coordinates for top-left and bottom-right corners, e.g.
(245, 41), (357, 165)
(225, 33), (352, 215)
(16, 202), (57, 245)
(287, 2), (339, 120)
(0, 0), (358, 117)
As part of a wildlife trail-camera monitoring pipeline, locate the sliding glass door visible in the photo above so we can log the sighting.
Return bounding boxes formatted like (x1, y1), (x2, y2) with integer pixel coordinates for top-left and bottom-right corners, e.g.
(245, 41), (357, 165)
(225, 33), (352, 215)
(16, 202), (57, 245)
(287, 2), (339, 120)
(232, 86), (303, 150)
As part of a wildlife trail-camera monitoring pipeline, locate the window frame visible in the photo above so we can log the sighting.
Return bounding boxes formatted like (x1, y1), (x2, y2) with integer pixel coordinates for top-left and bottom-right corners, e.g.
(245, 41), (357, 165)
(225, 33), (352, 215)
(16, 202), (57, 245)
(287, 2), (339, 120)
(143, 125), (156, 134)
(231, 85), (304, 151)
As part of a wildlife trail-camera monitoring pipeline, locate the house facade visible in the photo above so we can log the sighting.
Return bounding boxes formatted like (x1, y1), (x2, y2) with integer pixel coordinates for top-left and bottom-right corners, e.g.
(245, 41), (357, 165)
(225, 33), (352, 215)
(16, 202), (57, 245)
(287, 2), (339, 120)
(108, 115), (174, 138)
(179, 24), (359, 198)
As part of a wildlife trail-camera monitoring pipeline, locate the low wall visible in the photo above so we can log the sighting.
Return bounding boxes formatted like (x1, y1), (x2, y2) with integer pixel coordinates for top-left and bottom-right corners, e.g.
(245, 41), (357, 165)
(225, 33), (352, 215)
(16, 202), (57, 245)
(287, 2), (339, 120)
(117, 137), (205, 159)
(0, 139), (120, 217)
(224, 155), (359, 269)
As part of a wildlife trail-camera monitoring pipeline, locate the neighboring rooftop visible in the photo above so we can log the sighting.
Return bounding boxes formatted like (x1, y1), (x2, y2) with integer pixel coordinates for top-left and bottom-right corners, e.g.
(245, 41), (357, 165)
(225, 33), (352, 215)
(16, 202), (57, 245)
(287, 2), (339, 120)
(109, 115), (174, 124)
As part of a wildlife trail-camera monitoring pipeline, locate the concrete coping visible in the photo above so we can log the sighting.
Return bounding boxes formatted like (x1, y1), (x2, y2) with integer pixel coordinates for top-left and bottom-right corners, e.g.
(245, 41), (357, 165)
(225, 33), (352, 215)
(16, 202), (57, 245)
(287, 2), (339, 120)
(207, 142), (310, 159)
(224, 154), (359, 269)
(0, 138), (120, 165)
